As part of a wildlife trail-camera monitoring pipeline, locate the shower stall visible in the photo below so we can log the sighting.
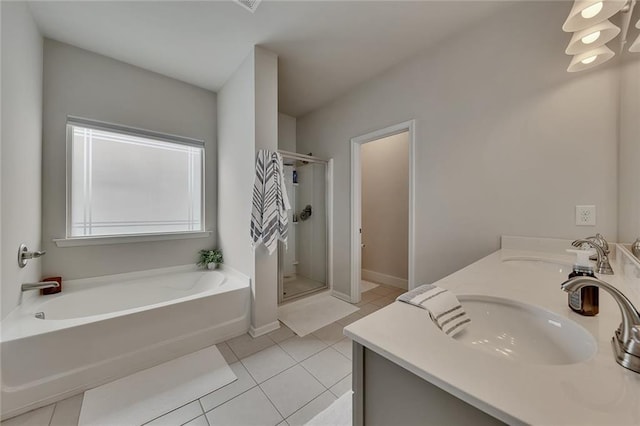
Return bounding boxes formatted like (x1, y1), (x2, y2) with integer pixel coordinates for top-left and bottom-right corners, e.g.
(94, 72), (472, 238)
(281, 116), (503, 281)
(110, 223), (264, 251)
(278, 151), (329, 303)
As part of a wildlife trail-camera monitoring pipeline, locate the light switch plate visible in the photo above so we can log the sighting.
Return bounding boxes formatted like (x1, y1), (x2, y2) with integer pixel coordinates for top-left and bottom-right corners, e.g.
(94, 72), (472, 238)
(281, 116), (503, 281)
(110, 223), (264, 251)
(576, 205), (596, 226)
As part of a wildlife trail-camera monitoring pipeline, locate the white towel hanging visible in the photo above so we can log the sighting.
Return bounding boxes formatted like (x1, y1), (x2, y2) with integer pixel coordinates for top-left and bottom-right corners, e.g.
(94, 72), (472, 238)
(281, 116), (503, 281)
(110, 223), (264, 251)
(250, 150), (291, 254)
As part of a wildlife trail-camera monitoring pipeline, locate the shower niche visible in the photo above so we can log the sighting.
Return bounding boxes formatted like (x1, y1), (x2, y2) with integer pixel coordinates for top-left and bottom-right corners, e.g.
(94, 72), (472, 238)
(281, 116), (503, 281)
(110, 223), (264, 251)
(278, 152), (329, 303)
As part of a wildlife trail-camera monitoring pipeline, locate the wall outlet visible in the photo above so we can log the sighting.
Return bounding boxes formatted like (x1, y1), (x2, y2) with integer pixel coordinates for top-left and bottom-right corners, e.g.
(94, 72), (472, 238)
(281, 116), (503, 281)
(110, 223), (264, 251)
(576, 205), (596, 226)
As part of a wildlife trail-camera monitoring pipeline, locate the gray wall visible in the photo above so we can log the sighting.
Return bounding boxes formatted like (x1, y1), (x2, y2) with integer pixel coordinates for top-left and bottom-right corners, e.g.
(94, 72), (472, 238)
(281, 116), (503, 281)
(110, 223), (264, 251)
(278, 113), (296, 152)
(218, 51), (255, 276)
(297, 2), (620, 296)
(618, 55), (640, 243)
(253, 47), (280, 333)
(1, 2), (44, 319)
(218, 47), (279, 335)
(41, 40), (217, 279)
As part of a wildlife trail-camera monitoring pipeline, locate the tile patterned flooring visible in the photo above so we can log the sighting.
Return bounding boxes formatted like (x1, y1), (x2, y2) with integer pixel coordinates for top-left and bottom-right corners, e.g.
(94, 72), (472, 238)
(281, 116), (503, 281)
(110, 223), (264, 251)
(1, 284), (404, 426)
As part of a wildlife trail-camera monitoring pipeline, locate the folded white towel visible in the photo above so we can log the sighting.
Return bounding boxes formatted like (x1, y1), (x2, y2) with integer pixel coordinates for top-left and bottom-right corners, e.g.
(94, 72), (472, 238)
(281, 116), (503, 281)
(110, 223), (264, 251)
(397, 284), (470, 336)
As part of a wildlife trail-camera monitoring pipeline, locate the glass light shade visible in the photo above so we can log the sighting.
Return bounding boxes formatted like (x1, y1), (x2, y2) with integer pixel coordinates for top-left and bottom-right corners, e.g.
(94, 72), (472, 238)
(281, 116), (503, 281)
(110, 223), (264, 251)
(563, 0), (627, 32)
(630, 34), (640, 52)
(582, 31), (601, 44)
(565, 20), (621, 54)
(629, 19), (640, 52)
(581, 2), (603, 18)
(567, 45), (615, 72)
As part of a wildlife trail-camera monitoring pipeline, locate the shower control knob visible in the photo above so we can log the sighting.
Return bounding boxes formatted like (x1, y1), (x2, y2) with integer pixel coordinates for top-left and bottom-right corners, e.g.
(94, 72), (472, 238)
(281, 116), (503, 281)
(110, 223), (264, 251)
(18, 244), (46, 268)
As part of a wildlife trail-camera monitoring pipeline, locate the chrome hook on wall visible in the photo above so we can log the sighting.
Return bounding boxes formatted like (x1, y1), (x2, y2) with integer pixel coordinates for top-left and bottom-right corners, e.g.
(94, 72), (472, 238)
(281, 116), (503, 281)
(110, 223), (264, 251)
(17, 244), (46, 268)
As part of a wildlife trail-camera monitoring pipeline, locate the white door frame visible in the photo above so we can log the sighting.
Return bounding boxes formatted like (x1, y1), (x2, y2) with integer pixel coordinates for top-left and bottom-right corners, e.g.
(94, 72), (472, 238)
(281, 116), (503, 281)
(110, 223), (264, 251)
(350, 120), (416, 303)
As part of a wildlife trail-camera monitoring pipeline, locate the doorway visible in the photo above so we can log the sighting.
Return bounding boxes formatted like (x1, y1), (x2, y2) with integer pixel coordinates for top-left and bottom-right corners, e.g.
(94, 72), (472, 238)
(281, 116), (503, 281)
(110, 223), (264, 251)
(350, 121), (415, 303)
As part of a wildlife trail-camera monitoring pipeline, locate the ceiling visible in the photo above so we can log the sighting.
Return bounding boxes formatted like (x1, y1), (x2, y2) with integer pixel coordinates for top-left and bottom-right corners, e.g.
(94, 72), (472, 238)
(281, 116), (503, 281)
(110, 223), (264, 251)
(29, 1), (514, 117)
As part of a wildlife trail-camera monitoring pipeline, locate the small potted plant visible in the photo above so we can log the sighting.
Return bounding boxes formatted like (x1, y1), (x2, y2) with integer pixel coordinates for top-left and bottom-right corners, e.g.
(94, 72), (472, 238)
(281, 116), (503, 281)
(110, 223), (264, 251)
(197, 248), (223, 270)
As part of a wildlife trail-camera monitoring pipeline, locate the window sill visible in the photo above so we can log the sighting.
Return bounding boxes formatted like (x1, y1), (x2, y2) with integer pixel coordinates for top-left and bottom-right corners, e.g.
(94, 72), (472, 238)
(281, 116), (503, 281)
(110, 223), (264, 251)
(53, 231), (213, 247)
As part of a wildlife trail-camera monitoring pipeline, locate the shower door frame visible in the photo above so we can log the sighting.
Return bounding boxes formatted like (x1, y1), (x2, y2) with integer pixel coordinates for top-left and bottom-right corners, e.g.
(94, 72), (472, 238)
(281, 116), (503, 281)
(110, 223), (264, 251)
(277, 151), (333, 304)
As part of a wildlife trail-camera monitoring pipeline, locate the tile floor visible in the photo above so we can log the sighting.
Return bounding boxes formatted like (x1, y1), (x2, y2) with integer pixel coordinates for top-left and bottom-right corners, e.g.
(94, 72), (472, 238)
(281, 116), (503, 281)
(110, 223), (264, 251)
(1, 284), (405, 426)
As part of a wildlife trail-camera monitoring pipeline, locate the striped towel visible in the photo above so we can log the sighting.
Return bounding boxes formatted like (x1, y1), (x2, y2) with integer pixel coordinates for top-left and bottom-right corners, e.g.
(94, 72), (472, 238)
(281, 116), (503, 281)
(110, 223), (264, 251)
(250, 150), (291, 255)
(397, 284), (471, 336)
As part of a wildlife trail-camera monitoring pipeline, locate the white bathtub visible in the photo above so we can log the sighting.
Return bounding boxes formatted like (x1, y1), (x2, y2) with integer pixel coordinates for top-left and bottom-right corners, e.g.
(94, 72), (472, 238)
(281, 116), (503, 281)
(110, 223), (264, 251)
(0, 266), (250, 419)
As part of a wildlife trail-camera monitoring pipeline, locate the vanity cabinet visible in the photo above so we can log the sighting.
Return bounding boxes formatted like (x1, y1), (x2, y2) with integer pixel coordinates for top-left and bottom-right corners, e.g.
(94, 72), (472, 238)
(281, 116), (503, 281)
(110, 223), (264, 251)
(345, 240), (640, 425)
(352, 342), (505, 426)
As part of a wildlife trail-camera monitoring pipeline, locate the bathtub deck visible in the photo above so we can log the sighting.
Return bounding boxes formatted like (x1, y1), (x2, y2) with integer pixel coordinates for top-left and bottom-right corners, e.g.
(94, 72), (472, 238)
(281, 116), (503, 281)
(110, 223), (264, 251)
(1, 268), (250, 420)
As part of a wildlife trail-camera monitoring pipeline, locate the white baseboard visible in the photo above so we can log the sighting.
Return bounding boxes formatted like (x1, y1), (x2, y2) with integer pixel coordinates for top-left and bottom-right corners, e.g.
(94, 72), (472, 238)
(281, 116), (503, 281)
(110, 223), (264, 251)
(362, 269), (408, 289)
(331, 290), (354, 304)
(249, 321), (280, 338)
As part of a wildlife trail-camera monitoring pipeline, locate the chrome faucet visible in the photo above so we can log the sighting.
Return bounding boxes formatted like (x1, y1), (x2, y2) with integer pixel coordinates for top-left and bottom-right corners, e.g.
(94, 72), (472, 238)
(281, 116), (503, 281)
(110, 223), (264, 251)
(585, 233), (610, 261)
(572, 238), (614, 275)
(562, 276), (640, 374)
(21, 281), (60, 292)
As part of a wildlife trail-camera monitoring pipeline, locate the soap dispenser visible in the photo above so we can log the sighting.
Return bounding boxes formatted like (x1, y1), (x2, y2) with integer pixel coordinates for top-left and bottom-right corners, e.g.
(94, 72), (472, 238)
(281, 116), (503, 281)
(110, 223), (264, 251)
(566, 249), (599, 316)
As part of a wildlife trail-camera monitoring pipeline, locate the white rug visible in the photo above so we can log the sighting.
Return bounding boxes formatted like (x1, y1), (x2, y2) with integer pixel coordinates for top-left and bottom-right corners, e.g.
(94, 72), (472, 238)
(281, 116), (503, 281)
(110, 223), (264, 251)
(306, 391), (352, 426)
(79, 346), (236, 425)
(360, 280), (379, 293)
(278, 293), (359, 337)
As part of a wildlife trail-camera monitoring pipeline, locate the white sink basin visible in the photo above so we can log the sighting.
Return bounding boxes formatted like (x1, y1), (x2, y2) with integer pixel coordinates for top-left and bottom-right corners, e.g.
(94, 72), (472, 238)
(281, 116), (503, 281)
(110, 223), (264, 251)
(502, 257), (573, 275)
(453, 295), (597, 365)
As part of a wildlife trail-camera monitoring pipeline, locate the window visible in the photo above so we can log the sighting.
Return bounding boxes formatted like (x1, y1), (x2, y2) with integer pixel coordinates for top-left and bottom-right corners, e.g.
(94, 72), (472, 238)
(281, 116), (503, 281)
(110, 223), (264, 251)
(66, 117), (204, 239)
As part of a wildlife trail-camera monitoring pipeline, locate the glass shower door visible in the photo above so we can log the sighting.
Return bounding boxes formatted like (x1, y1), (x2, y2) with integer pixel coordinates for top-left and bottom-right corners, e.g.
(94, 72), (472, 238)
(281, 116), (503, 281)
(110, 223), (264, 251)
(279, 154), (328, 303)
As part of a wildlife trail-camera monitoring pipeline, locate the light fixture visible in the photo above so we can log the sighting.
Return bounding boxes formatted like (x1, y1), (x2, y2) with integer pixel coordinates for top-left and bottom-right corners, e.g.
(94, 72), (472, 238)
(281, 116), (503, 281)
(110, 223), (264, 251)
(567, 45), (616, 72)
(630, 18), (640, 52)
(234, 0), (262, 13)
(563, 0), (627, 32)
(562, 0), (639, 72)
(565, 20), (621, 54)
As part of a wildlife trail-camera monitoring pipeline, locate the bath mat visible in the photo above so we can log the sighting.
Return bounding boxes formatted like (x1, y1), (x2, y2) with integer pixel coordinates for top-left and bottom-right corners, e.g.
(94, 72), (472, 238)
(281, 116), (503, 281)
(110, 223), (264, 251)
(278, 292), (359, 337)
(305, 391), (352, 426)
(360, 280), (379, 293)
(78, 346), (235, 425)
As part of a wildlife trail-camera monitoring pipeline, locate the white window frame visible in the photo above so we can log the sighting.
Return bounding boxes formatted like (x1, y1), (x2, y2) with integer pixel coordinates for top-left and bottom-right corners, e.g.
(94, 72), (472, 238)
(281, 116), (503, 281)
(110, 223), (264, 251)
(54, 116), (210, 247)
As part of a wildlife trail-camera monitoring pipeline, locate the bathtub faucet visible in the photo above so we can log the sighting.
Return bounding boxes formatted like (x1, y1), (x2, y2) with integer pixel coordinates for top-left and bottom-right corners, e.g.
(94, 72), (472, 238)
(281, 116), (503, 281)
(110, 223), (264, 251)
(21, 281), (60, 292)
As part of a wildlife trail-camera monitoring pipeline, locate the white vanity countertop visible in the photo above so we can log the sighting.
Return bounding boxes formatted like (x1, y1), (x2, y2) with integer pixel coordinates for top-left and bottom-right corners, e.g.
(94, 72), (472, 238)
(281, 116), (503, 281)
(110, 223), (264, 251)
(344, 237), (640, 425)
